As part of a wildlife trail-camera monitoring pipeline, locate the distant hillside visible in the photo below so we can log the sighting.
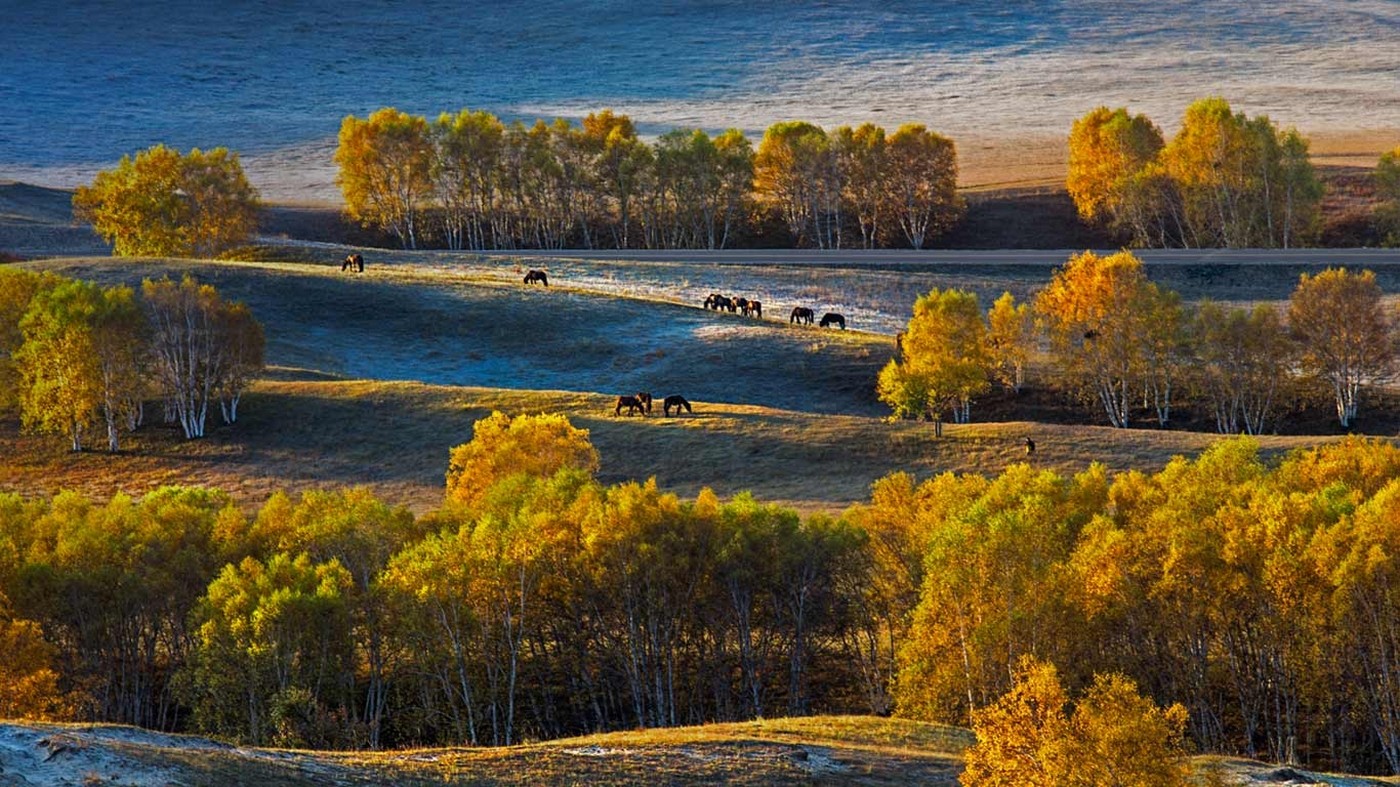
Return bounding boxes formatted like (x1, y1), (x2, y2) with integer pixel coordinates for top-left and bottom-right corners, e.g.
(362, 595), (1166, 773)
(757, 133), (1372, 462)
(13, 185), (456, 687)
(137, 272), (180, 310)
(0, 181), (105, 257)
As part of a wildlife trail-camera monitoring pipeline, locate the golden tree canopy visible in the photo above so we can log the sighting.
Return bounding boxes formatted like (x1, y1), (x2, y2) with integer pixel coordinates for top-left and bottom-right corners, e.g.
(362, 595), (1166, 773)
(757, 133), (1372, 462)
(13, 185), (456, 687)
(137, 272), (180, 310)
(73, 144), (259, 258)
(445, 411), (600, 513)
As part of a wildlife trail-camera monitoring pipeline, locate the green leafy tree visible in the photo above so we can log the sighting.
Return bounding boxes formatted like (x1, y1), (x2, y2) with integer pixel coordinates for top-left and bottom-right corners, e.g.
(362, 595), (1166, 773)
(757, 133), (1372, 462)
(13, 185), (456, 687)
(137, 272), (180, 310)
(186, 552), (354, 745)
(0, 268), (65, 412)
(431, 109), (506, 250)
(90, 285), (148, 451)
(72, 144), (259, 257)
(14, 280), (104, 451)
(879, 288), (990, 436)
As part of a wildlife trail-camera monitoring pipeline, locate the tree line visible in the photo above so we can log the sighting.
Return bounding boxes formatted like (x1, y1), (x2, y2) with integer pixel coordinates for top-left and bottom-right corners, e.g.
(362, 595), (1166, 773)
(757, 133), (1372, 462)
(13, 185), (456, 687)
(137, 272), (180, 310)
(0, 268), (265, 450)
(880, 253), (1398, 432)
(1067, 98), (1324, 248)
(4, 412), (1400, 774)
(334, 108), (964, 251)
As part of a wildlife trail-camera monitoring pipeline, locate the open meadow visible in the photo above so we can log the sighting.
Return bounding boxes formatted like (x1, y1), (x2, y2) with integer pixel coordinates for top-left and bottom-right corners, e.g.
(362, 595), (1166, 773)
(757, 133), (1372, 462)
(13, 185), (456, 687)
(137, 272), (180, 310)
(3, 250), (1397, 514)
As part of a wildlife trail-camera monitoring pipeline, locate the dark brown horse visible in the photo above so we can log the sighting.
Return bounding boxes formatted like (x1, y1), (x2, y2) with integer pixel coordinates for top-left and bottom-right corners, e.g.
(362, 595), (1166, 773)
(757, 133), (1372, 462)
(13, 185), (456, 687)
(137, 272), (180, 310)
(341, 253), (364, 272)
(634, 392), (653, 415)
(524, 269), (549, 286)
(744, 300), (762, 318)
(819, 312), (846, 329)
(614, 395), (647, 416)
(790, 306), (814, 325)
(733, 297), (749, 315)
(663, 395), (692, 416)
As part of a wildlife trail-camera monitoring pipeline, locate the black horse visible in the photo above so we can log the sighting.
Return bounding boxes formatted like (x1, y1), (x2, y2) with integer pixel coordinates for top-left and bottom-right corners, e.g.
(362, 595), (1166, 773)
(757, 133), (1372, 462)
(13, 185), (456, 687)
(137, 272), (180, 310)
(819, 312), (846, 329)
(790, 306), (814, 325)
(524, 269), (549, 286)
(634, 392), (653, 415)
(663, 395), (692, 417)
(707, 294), (734, 312)
(614, 395), (647, 416)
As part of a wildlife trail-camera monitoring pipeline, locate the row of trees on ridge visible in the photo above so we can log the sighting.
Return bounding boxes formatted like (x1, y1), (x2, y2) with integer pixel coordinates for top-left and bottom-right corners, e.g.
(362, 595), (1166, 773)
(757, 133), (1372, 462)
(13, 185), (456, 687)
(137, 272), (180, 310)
(334, 107), (964, 251)
(1067, 98), (1323, 248)
(880, 253), (1397, 432)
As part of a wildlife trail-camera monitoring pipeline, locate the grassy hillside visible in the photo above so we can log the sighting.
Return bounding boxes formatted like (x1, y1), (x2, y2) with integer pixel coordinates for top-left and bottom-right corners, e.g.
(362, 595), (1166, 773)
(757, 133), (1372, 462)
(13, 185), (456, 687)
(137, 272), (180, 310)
(4, 254), (1389, 513)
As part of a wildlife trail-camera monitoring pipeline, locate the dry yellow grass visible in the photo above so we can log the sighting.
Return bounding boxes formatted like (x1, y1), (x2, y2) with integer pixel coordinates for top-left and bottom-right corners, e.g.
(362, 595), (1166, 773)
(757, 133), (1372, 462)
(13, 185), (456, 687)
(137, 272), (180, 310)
(0, 376), (1363, 516)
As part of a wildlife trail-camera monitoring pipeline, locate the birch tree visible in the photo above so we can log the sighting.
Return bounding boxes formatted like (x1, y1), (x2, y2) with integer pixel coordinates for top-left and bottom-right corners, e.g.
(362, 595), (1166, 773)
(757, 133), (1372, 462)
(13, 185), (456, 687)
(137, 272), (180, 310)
(986, 291), (1034, 393)
(142, 276), (261, 439)
(878, 288), (991, 435)
(1034, 250), (1158, 428)
(1192, 302), (1293, 434)
(14, 280), (103, 451)
(754, 121), (832, 248)
(883, 124), (963, 249)
(90, 285), (148, 451)
(335, 108), (434, 249)
(1288, 268), (1396, 427)
(215, 302), (264, 425)
(1066, 106), (1168, 245)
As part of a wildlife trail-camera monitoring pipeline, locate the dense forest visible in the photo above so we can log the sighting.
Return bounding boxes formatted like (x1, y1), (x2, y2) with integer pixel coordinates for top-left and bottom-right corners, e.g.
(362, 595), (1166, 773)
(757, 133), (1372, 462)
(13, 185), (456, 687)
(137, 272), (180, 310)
(3, 412), (1400, 775)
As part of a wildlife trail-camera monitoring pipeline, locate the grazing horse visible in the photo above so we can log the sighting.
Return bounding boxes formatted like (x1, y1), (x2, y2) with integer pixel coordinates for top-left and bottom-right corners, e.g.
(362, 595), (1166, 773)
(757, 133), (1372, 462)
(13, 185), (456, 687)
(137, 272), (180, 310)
(704, 293), (719, 310)
(663, 395), (692, 417)
(711, 295), (734, 312)
(819, 312), (846, 329)
(733, 297), (750, 315)
(744, 300), (763, 318)
(634, 392), (653, 415)
(341, 253), (364, 272)
(524, 269), (549, 286)
(614, 395), (647, 416)
(790, 306), (814, 325)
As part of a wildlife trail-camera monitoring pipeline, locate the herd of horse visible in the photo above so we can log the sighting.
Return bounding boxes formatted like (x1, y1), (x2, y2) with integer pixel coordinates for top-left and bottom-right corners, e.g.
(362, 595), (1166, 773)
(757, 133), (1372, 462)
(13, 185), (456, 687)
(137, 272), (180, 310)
(703, 293), (762, 317)
(614, 392), (692, 417)
(519, 271), (847, 330)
